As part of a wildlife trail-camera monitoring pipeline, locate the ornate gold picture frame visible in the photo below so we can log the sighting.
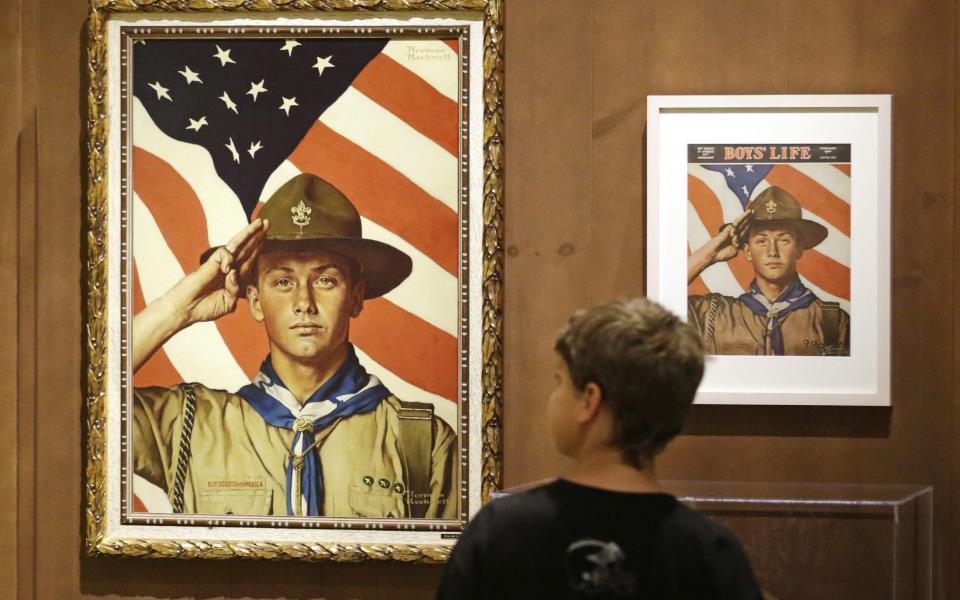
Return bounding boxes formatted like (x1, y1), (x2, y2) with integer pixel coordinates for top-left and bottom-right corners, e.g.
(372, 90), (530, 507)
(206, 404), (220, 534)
(84, 0), (503, 562)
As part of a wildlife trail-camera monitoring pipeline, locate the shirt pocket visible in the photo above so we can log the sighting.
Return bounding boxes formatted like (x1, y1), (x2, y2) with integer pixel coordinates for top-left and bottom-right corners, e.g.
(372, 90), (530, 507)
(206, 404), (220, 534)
(196, 488), (273, 516)
(348, 484), (403, 518)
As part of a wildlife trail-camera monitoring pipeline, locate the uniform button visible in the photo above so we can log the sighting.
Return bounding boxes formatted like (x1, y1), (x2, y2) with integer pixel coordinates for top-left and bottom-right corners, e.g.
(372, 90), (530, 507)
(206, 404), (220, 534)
(378, 478), (391, 489)
(393, 482), (405, 495)
(362, 475), (374, 486)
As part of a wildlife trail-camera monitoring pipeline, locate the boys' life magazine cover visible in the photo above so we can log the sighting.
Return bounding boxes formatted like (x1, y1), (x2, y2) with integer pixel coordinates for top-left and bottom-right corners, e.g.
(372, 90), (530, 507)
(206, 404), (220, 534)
(686, 144), (851, 357)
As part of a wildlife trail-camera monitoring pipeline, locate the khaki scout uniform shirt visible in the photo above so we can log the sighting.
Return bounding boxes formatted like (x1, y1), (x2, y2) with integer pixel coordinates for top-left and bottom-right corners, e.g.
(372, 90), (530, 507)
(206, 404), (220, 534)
(688, 293), (850, 356)
(133, 385), (458, 518)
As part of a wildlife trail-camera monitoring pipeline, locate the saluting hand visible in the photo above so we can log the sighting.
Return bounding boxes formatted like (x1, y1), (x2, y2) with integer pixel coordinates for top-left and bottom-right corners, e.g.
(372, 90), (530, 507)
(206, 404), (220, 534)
(687, 209), (753, 284)
(170, 218), (270, 326)
(131, 218), (269, 373)
(708, 209), (753, 263)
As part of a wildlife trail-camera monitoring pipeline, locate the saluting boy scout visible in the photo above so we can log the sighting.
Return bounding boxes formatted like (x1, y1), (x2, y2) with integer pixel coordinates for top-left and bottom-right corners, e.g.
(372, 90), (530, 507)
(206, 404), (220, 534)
(687, 186), (850, 356)
(132, 173), (457, 518)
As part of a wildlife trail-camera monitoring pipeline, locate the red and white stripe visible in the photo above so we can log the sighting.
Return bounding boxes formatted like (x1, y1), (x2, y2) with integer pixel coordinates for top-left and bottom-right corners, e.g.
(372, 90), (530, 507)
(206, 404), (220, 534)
(132, 39), (460, 428)
(687, 162), (851, 314)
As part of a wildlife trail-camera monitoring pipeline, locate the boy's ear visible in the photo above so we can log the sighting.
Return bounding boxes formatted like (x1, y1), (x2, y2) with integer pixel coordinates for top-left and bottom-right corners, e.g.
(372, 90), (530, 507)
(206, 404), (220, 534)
(350, 280), (365, 318)
(577, 381), (604, 423)
(247, 285), (264, 322)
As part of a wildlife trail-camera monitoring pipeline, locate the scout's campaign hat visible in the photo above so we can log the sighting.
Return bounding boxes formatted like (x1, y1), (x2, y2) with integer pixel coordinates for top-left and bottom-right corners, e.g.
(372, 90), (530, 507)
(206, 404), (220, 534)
(741, 186), (828, 249)
(209, 173), (412, 299)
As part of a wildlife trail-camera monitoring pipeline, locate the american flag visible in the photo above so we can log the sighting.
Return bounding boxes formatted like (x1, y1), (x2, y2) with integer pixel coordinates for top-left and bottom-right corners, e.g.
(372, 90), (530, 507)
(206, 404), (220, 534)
(687, 158), (851, 313)
(129, 36), (461, 440)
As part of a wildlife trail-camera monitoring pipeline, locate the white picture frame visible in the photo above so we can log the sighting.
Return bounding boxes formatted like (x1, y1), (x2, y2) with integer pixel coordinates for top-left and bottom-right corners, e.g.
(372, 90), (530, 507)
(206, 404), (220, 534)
(646, 95), (891, 406)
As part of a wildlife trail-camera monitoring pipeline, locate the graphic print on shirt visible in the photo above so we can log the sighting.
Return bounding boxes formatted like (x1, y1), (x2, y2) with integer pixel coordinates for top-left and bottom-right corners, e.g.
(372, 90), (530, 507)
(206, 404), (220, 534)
(564, 539), (637, 596)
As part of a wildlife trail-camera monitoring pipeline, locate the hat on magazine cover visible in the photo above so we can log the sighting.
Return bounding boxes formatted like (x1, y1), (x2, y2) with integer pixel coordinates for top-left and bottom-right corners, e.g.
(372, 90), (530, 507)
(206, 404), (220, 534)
(739, 186), (828, 249)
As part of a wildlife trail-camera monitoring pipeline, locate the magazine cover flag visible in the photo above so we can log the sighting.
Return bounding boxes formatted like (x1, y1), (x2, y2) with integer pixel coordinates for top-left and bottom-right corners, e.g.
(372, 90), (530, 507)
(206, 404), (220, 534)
(130, 37), (461, 511)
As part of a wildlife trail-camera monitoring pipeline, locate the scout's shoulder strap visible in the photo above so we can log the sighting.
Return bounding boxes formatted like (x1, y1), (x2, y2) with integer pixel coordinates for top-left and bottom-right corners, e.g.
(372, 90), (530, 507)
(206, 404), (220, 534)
(396, 400), (434, 517)
(703, 293), (721, 349)
(169, 383), (199, 513)
(820, 301), (841, 349)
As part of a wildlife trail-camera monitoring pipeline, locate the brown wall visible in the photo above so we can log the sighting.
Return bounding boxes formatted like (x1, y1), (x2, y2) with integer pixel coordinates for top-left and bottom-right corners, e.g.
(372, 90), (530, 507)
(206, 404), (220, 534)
(3, 0), (958, 598)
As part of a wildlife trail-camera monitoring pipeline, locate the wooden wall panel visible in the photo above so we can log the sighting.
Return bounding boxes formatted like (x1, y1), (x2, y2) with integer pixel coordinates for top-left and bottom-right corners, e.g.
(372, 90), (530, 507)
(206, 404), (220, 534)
(511, 1), (959, 599)
(952, 3), (960, 596)
(501, 0), (595, 484)
(0, 0), (21, 598)
(31, 0), (87, 597)
(13, 0), (38, 598)
(594, 1), (954, 597)
(952, 2), (960, 595)
(589, 0), (652, 302)
(649, 5), (956, 596)
(3, 0), (958, 598)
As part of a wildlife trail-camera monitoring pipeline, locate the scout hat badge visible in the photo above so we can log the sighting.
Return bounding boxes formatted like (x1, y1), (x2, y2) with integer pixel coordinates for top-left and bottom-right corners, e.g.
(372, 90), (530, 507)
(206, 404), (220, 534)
(290, 200), (312, 237)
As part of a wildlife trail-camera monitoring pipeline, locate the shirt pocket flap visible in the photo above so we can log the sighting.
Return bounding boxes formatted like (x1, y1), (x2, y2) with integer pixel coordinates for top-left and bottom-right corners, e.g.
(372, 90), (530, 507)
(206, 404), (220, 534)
(348, 484), (403, 518)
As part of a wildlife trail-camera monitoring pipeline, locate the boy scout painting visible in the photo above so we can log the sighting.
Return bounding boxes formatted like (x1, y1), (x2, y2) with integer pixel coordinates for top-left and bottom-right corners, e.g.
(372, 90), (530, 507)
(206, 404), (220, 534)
(686, 144), (851, 357)
(127, 36), (463, 519)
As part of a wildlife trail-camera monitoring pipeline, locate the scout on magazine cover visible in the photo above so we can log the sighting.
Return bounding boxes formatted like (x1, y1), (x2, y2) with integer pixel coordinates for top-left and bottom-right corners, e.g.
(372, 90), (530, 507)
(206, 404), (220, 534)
(686, 144), (851, 357)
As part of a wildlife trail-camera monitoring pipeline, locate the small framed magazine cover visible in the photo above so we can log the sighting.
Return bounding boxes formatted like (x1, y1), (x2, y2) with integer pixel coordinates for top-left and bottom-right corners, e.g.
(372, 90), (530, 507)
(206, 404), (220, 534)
(646, 95), (891, 406)
(83, 1), (503, 562)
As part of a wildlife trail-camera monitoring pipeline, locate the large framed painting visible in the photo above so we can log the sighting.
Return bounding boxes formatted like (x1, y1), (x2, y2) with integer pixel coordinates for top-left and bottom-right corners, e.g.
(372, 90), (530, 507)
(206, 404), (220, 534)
(647, 95), (890, 406)
(84, 0), (503, 561)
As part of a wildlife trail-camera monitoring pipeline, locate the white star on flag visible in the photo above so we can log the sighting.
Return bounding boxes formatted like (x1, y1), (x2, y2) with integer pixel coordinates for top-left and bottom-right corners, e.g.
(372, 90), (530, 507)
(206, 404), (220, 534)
(185, 116), (208, 131)
(219, 91), (238, 114)
(214, 45), (235, 67)
(247, 80), (267, 102)
(248, 140), (263, 158)
(148, 81), (171, 101)
(312, 55), (335, 77)
(225, 137), (240, 163)
(281, 40), (301, 57)
(745, 164), (754, 173)
(741, 185), (748, 196)
(279, 96), (298, 116)
(178, 66), (202, 85)
(725, 167), (735, 177)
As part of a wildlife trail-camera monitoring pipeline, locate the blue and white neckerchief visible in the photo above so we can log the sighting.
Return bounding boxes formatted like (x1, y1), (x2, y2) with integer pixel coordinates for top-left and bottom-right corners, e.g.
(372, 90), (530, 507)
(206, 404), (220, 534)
(738, 278), (816, 355)
(237, 345), (390, 516)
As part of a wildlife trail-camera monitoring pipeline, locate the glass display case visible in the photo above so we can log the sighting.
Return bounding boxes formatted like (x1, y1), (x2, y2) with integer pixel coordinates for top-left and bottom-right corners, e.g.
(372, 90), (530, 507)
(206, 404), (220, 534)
(665, 481), (932, 600)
